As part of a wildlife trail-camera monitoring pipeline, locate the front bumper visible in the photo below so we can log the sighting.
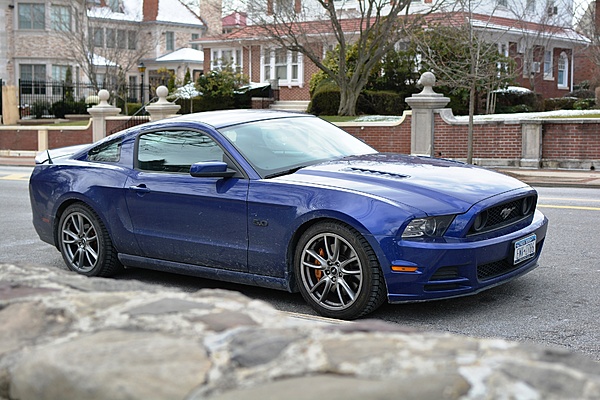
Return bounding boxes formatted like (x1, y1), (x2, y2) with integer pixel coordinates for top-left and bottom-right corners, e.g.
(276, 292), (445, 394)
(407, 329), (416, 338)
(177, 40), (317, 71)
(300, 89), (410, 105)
(385, 210), (548, 303)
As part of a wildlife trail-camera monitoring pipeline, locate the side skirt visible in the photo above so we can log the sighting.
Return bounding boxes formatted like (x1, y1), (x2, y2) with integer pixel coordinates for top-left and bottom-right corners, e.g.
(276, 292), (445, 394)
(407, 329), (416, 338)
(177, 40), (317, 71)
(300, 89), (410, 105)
(118, 254), (293, 292)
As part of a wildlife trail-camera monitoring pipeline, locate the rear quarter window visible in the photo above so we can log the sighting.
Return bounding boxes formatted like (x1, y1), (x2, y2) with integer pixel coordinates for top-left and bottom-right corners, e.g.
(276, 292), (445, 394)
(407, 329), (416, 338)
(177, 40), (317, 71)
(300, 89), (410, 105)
(88, 139), (122, 162)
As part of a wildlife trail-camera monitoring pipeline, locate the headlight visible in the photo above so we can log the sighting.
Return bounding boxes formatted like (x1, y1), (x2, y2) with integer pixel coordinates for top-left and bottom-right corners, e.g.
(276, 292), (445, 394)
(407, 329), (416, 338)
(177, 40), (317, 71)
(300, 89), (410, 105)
(401, 215), (455, 239)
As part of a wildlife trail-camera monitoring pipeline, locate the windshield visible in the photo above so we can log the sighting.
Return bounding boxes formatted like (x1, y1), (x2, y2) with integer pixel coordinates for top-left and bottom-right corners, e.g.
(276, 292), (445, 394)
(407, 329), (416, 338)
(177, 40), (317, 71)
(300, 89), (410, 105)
(219, 116), (377, 178)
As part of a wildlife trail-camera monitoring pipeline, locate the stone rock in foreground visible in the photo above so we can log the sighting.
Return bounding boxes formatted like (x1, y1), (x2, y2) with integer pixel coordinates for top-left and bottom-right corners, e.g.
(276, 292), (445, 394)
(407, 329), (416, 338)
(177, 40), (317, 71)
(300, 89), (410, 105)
(1, 263), (599, 400)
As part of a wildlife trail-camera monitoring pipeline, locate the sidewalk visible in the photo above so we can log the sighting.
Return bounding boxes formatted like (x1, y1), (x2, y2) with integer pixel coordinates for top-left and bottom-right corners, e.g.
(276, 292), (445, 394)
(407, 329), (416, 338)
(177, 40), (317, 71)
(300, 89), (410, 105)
(498, 168), (600, 188)
(1, 155), (599, 188)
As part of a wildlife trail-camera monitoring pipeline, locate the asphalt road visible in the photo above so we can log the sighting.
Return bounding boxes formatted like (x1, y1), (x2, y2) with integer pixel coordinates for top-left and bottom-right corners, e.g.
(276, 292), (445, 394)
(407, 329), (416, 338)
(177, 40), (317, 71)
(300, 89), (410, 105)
(2, 166), (599, 361)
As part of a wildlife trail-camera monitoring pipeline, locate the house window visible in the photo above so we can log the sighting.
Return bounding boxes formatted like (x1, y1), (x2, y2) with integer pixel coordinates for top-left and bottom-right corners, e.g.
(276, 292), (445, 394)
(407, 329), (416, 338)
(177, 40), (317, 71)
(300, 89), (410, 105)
(166, 31), (175, 51)
(525, 0), (535, 11)
(128, 31), (137, 50)
(275, 48), (287, 80)
(108, 0), (123, 13)
(211, 49), (241, 71)
(90, 27), (104, 47)
(106, 28), (116, 48)
(18, 3), (45, 30)
(51, 5), (70, 31)
(498, 42), (508, 73)
(262, 48), (303, 85)
(117, 30), (126, 49)
(275, 0), (294, 13)
(52, 65), (69, 81)
(557, 52), (568, 87)
(20, 64), (47, 94)
(191, 33), (200, 50)
(543, 50), (553, 78)
(497, 0), (508, 7)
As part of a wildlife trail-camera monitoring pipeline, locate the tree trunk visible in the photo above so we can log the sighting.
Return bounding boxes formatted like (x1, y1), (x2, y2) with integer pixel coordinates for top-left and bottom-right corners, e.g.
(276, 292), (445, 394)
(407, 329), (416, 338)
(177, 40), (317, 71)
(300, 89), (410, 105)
(338, 85), (361, 116)
(467, 83), (475, 164)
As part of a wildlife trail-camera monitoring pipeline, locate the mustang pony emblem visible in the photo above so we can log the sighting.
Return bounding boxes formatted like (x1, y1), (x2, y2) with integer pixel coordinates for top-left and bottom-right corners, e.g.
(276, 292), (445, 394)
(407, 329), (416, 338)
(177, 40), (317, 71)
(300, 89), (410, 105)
(500, 207), (516, 219)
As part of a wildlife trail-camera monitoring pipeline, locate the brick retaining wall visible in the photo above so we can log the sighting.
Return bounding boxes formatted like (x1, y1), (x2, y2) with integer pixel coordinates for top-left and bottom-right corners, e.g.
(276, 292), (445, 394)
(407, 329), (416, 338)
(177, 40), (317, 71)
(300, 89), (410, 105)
(1, 111), (598, 169)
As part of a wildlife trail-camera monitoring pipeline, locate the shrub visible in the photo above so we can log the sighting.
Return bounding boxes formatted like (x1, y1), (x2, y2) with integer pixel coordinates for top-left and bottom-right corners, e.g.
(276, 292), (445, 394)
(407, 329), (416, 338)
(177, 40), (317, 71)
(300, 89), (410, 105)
(495, 90), (542, 114)
(358, 90), (404, 115)
(543, 97), (577, 111)
(51, 100), (88, 118)
(308, 81), (340, 115)
(573, 98), (596, 110)
(567, 89), (595, 99)
(31, 101), (51, 119)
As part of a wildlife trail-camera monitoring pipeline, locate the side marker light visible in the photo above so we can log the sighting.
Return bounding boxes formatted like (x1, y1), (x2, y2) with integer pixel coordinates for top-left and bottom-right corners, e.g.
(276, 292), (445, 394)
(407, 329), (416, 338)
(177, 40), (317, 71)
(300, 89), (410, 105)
(391, 266), (419, 272)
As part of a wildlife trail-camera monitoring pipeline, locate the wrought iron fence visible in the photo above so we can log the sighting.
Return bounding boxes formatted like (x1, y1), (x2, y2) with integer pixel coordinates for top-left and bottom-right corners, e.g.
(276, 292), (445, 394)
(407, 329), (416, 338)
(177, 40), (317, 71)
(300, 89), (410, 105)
(109, 97), (155, 135)
(18, 80), (150, 119)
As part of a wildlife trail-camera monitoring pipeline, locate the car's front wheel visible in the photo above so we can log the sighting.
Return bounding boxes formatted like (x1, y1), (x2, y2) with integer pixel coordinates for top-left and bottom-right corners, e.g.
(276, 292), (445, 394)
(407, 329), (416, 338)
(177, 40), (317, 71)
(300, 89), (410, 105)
(57, 203), (121, 277)
(295, 221), (386, 320)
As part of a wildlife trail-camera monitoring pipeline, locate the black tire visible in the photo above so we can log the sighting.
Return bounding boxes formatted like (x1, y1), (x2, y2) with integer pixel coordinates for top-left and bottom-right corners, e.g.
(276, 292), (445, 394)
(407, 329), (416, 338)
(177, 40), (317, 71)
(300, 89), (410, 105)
(57, 203), (122, 277)
(294, 221), (387, 320)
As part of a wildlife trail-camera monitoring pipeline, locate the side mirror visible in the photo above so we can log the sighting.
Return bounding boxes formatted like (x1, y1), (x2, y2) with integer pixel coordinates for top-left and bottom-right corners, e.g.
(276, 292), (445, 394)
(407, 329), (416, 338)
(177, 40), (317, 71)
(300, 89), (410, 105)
(189, 161), (236, 178)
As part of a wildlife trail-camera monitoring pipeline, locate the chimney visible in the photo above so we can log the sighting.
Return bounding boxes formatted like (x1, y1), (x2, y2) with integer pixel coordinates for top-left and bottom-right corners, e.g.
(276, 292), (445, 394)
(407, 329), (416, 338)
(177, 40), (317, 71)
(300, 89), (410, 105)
(143, 0), (159, 22)
(200, 0), (223, 36)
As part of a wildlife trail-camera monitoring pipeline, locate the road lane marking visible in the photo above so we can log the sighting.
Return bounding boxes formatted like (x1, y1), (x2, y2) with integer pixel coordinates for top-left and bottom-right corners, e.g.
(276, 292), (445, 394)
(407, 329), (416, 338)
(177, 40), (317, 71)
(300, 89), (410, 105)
(538, 204), (600, 211)
(539, 197), (600, 203)
(0, 174), (29, 181)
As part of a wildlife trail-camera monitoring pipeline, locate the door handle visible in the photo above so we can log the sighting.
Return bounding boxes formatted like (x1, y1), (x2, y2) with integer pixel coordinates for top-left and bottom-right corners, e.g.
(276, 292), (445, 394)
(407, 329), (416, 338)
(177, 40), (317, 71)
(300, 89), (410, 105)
(129, 184), (151, 194)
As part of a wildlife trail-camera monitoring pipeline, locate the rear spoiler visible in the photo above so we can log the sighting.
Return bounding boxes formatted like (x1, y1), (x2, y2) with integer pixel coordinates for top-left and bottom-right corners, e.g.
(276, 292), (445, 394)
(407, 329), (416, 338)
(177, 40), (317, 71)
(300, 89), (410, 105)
(34, 144), (90, 165)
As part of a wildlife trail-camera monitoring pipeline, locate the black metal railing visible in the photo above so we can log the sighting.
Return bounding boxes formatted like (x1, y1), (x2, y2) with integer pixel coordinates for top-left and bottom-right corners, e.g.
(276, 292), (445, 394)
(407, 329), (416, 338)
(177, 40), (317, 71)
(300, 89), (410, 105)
(109, 96), (155, 135)
(18, 80), (150, 119)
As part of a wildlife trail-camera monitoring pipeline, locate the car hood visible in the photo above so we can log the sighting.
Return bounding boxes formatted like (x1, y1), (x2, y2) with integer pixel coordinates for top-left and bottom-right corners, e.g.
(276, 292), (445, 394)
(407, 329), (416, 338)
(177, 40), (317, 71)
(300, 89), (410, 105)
(276, 154), (530, 215)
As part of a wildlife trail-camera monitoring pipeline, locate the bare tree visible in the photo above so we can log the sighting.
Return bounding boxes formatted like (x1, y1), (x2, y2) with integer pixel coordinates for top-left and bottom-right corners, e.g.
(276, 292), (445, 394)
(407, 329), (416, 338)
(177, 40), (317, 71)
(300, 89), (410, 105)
(575, 0), (600, 89)
(409, 3), (515, 164)
(59, 1), (159, 95)
(243, 0), (442, 116)
(503, 0), (581, 93)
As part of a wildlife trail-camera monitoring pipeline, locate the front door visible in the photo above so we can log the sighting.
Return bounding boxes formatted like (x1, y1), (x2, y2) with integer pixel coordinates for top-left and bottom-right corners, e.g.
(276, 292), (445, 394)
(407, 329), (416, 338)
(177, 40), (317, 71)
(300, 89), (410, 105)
(124, 129), (249, 271)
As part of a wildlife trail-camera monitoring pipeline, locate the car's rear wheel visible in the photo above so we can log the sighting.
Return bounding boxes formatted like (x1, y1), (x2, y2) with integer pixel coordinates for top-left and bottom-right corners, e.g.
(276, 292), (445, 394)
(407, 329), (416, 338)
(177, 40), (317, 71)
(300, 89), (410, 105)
(57, 203), (121, 277)
(295, 221), (386, 320)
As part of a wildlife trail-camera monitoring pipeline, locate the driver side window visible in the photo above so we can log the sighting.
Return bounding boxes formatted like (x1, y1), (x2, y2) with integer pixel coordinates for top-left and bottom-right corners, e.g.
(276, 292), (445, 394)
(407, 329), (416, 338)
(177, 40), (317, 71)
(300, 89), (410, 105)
(137, 130), (224, 173)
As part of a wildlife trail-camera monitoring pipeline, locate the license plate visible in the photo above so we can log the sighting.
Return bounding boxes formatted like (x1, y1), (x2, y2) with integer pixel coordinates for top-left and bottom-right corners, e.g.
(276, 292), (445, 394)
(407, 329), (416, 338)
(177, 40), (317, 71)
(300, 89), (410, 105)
(513, 234), (536, 265)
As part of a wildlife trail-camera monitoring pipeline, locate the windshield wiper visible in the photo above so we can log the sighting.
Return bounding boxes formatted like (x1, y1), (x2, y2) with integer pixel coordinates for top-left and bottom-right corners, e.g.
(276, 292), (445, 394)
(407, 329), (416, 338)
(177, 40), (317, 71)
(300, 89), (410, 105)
(264, 165), (309, 179)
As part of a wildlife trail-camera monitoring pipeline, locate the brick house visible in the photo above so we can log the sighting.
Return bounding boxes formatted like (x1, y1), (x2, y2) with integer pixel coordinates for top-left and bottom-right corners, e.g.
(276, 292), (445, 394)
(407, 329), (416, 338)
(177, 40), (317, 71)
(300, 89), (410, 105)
(194, 0), (591, 106)
(0, 0), (219, 92)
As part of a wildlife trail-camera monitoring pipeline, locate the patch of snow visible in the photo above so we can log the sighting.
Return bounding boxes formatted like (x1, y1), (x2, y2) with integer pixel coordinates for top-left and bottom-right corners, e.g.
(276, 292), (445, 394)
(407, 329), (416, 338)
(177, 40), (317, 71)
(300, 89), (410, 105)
(89, 53), (117, 67)
(156, 48), (204, 62)
(88, 0), (142, 22)
(172, 83), (200, 99)
(493, 86), (532, 93)
(454, 109), (600, 122)
(157, 0), (204, 26)
(354, 115), (403, 122)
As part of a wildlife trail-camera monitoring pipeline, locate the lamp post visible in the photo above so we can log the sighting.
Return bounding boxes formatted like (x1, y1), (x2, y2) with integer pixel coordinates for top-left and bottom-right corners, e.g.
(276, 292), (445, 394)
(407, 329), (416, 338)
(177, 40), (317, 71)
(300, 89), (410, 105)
(137, 62), (146, 103)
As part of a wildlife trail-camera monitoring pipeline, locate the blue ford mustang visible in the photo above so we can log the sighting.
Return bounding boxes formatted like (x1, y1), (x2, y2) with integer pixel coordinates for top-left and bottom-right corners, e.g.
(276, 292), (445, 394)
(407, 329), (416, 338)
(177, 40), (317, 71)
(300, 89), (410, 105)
(29, 110), (548, 319)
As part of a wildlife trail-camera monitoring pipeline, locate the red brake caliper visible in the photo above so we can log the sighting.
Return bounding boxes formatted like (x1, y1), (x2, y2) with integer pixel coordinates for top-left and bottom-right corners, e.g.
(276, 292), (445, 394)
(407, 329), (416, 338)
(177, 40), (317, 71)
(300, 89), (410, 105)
(314, 248), (325, 280)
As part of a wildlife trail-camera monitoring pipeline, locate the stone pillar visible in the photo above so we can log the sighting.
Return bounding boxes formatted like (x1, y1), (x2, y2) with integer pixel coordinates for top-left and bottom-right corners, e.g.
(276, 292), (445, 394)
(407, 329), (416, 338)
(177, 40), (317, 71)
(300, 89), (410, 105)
(405, 72), (450, 157)
(87, 90), (121, 143)
(520, 122), (542, 168)
(2, 86), (20, 125)
(38, 129), (48, 151)
(146, 86), (181, 121)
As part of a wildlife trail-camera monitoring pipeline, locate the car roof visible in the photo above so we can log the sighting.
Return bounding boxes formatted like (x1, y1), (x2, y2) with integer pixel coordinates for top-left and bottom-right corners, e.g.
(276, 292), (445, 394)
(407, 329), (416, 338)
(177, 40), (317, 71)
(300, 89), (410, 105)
(160, 109), (314, 129)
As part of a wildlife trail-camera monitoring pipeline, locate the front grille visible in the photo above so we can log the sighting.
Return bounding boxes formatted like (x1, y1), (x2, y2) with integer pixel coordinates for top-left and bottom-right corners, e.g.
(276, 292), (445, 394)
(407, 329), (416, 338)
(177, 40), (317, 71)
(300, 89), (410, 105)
(468, 195), (537, 236)
(477, 237), (543, 281)
(477, 260), (517, 281)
